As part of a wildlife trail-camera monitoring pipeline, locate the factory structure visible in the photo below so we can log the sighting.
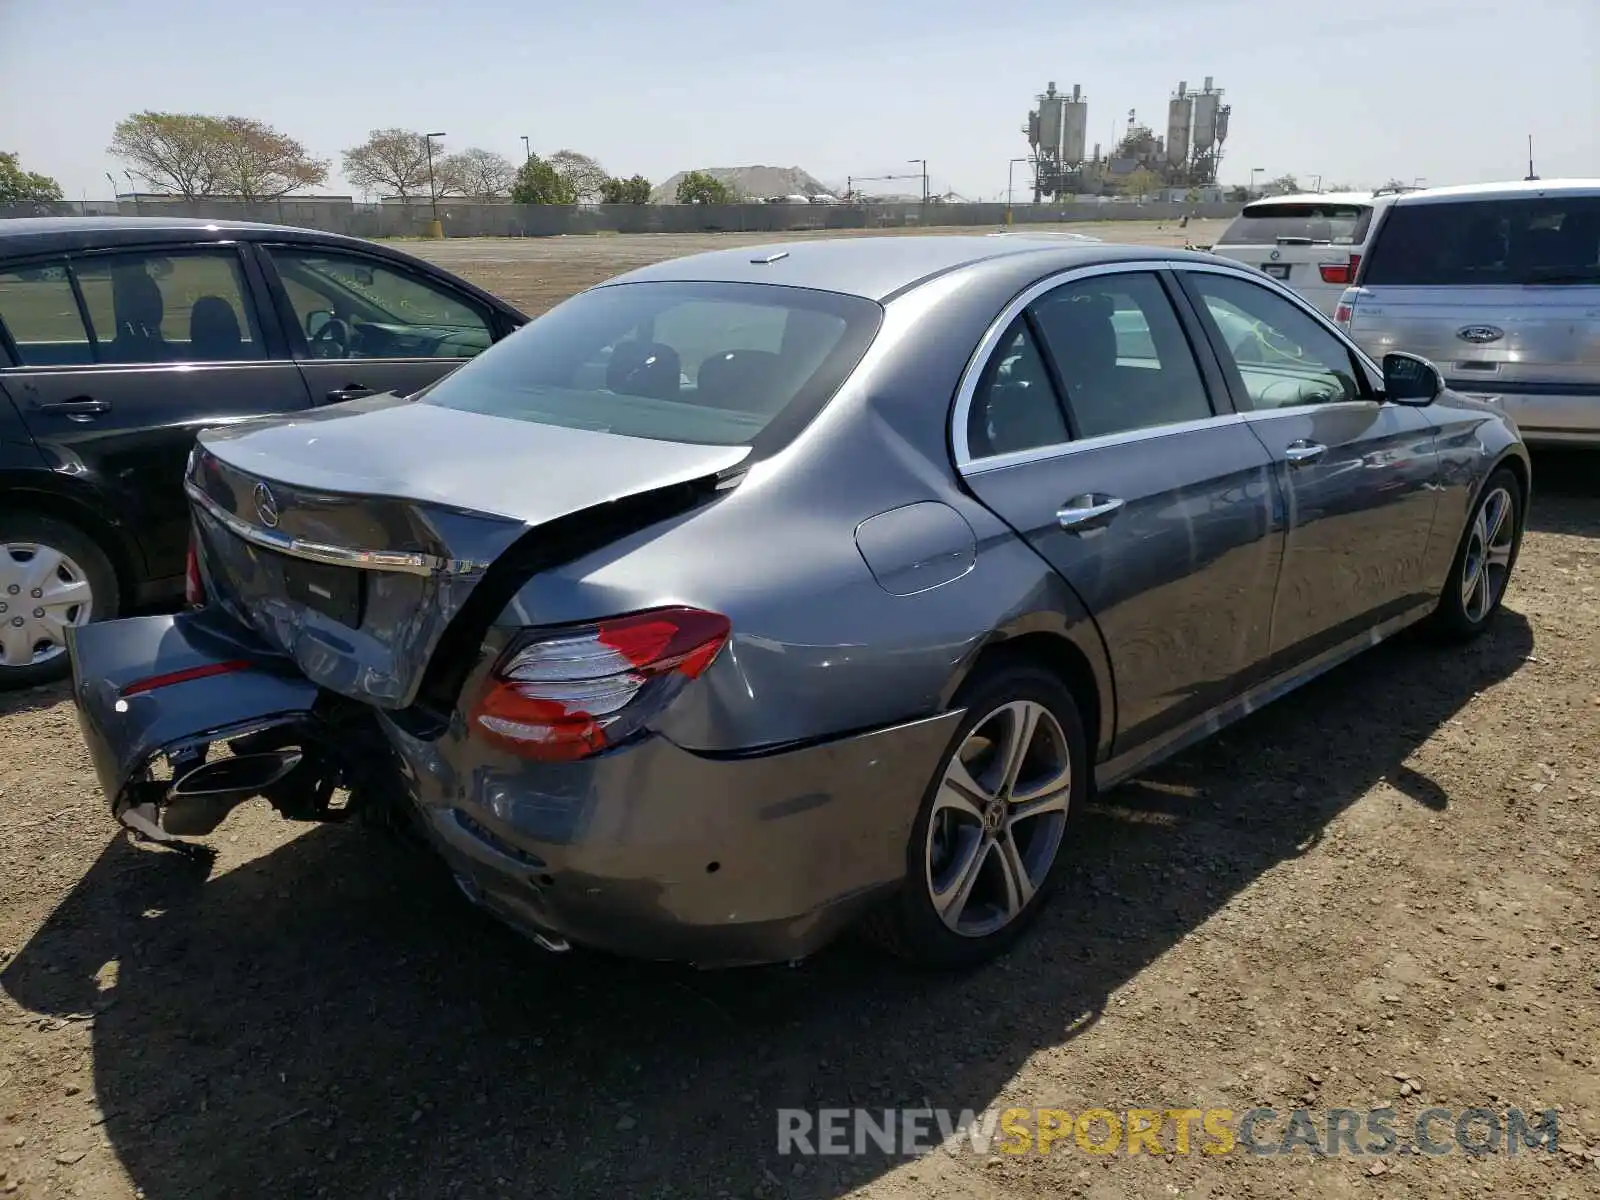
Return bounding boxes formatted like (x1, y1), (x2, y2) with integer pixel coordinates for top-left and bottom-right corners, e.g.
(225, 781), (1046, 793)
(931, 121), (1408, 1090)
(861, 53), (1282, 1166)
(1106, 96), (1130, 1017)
(1023, 76), (1232, 200)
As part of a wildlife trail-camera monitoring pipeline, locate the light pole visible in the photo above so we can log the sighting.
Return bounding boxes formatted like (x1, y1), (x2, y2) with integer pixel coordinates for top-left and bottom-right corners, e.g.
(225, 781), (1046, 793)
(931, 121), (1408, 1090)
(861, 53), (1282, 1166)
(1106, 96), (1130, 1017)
(521, 135), (531, 163)
(1249, 166), (1264, 197)
(909, 158), (928, 205)
(425, 132), (446, 235)
(1007, 157), (1031, 225)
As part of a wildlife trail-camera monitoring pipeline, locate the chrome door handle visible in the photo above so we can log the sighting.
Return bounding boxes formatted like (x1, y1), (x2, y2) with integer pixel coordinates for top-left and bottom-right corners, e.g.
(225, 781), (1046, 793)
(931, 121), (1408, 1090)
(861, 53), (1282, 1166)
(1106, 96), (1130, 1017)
(1056, 494), (1125, 533)
(1284, 440), (1327, 466)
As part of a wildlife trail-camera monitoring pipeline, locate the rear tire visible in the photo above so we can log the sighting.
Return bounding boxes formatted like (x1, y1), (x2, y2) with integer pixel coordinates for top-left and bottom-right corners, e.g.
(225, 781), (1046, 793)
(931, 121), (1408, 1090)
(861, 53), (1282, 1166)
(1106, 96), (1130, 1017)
(863, 661), (1087, 969)
(1429, 468), (1522, 641)
(0, 512), (119, 691)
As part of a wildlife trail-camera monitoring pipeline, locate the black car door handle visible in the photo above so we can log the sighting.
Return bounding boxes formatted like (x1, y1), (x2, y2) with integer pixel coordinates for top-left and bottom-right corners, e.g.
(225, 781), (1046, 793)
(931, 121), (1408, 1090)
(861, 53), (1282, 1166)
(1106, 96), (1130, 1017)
(326, 384), (374, 403)
(33, 397), (111, 417)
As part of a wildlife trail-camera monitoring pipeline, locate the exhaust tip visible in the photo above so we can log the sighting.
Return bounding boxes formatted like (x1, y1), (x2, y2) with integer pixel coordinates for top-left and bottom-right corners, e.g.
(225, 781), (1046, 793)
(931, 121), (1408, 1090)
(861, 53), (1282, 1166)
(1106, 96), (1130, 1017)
(170, 750), (303, 799)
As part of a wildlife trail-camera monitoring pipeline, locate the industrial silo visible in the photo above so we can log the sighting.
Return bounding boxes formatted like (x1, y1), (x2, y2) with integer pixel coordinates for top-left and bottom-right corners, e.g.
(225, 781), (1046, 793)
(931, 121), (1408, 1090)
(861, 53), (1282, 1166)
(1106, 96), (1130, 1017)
(1166, 81), (1193, 167)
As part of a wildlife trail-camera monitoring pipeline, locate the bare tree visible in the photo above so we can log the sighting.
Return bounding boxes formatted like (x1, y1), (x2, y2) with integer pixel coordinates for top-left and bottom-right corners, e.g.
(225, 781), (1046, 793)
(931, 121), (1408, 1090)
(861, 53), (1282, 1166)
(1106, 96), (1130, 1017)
(439, 148), (516, 201)
(210, 117), (328, 201)
(549, 149), (608, 203)
(109, 111), (222, 198)
(342, 129), (432, 201)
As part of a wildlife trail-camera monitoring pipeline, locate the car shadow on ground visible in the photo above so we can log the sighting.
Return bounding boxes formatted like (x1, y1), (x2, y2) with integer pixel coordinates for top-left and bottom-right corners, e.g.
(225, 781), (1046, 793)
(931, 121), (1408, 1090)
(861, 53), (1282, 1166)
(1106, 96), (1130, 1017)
(1, 613), (1533, 1200)
(0, 679), (70, 720)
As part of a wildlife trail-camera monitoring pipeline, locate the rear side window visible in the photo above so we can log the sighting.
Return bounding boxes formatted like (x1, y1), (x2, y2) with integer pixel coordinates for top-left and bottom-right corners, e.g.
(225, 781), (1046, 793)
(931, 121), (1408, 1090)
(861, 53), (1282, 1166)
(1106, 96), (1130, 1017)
(73, 250), (266, 363)
(0, 261), (93, 367)
(420, 281), (882, 448)
(1363, 196), (1600, 285)
(1219, 203), (1374, 247)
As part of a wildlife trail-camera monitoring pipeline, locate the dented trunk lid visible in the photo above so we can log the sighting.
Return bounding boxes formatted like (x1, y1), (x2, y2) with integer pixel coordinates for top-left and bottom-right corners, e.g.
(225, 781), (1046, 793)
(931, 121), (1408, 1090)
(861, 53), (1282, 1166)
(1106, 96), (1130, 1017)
(186, 395), (750, 708)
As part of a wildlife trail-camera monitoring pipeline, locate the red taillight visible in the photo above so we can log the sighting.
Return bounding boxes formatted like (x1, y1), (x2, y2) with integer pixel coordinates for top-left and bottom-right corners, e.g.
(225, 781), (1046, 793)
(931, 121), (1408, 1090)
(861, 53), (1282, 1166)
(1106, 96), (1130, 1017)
(468, 607), (731, 761)
(1319, 253), (1362, 286)
(184, 539), (204, 607)
(1334, 303), (1353, 325)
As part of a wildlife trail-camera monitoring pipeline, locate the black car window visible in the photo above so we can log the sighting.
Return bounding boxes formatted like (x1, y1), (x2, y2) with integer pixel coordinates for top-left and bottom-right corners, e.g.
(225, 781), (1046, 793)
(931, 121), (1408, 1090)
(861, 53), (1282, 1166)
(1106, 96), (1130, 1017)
(0, 261), (94, 367)
(1185, 272), (1363, 411)
(1363, 196), (1600, 285)
(419, 280), (880, 449)
(1029, 272), (1214, 439)
(267, 247), (493, 362)
(72, 250), (266, 364)
(967, 317), (1069, 458)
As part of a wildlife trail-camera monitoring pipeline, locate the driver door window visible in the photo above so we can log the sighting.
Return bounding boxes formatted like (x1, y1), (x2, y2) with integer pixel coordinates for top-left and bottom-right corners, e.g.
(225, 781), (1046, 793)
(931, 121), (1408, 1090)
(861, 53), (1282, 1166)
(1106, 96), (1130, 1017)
(266, 247), (492, 362)
(1182, 272), (1365, 411)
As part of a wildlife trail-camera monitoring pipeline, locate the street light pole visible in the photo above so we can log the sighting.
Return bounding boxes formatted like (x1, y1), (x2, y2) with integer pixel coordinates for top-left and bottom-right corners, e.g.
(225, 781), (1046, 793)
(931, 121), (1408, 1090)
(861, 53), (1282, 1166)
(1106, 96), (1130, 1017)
(425, 132), (447, 237)
(521, 135), (531, 163)
(909, 159), (928, 205)
(1249, 167), (1264, 197)
(1007, 157), (1031, 225)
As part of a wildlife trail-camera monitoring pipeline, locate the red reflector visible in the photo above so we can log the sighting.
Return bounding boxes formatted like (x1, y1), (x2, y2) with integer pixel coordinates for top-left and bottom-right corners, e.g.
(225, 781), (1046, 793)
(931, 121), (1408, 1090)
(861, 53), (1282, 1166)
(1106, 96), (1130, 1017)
(1319, 263), (1351, 284)
(184, 541), (204, 607)
(121, 659), (253, 697)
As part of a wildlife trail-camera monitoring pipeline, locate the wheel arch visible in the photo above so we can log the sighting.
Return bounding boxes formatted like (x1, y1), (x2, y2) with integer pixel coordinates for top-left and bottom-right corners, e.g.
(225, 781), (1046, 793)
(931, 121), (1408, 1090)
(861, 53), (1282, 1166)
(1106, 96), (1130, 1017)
(0, 480), (145, 608)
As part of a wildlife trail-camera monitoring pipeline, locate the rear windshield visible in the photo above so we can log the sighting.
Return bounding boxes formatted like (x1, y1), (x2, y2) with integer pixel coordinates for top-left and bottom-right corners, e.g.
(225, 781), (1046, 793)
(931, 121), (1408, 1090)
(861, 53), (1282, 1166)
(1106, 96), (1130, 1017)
(1363, 196), (1600, 286)
(419, 281), (882, 447)
(1218, 203), (1374, 247)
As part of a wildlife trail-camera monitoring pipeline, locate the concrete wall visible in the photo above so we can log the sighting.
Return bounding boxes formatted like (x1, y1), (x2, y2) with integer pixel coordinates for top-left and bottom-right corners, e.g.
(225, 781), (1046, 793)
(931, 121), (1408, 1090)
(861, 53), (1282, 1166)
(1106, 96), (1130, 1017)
(2, 198), (1242, 239)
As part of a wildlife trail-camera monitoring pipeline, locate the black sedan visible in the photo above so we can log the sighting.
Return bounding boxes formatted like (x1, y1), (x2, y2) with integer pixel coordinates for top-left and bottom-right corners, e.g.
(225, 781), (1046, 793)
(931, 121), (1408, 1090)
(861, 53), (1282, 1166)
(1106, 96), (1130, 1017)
(0, 217), (528, 687)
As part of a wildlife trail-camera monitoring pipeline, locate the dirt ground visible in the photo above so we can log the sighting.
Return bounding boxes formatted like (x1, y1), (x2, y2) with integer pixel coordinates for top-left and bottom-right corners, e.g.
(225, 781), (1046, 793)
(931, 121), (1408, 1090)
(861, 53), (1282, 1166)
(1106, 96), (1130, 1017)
(1, 229), (1597, 1200)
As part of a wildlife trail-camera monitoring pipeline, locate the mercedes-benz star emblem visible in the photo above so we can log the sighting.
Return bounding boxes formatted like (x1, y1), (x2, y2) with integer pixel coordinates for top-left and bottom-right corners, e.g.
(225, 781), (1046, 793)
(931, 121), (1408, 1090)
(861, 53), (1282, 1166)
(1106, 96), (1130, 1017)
(253, 481), (280, 528)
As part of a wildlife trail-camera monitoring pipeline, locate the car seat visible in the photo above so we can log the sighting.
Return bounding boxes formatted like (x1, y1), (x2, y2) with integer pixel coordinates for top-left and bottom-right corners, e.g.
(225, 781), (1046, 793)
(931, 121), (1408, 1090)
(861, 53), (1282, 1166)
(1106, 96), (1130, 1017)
(605, 340), (681, 400)
(188, 296), (242, 360)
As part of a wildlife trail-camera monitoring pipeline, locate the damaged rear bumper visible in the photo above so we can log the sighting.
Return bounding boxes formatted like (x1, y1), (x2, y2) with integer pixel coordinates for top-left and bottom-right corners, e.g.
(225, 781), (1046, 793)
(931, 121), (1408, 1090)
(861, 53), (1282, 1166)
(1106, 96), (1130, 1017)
(382, 708), (961, 966)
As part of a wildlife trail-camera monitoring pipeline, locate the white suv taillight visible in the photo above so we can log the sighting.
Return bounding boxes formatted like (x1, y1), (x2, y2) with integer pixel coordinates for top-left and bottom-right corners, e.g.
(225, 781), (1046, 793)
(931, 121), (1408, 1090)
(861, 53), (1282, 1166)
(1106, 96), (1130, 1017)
(1318, 252), (1363, 286)
(468, 607), (731, 761)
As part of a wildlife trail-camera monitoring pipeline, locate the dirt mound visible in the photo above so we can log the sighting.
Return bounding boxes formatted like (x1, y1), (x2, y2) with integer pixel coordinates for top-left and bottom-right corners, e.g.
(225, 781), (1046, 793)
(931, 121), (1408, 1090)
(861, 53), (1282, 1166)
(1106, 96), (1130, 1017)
(651, 164), (833, 203)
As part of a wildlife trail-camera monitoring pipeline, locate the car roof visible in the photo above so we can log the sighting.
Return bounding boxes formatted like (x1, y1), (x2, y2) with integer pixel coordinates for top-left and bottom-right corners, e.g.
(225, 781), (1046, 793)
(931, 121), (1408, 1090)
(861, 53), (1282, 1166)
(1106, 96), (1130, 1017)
(599, 236), (1222, 303)
(1388, 178), (1600, 206)
(1243, 191), (1377, 208)
(0, 215), (383, 257)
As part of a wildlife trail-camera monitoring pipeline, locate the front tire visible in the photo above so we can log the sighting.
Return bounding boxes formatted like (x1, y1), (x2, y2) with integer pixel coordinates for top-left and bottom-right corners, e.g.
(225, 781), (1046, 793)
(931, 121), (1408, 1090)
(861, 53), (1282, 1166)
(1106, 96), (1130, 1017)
(1430, 468), (1522, 641)
(864, 661), (1087, 969)
(0, 513), (119, 690)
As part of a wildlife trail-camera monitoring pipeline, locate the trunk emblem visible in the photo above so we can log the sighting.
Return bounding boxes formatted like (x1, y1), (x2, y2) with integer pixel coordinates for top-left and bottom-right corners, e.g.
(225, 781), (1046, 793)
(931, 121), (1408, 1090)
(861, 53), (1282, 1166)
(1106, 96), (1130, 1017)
(253, 482), (280, 528)
(1457, 325), (1504, 344)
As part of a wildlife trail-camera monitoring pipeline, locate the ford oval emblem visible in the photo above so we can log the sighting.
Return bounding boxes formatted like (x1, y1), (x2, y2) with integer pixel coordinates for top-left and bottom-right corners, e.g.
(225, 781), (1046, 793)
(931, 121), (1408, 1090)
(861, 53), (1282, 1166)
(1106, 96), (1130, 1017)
(253, 482), (280, 528)
(1457, 325), (1504, 344)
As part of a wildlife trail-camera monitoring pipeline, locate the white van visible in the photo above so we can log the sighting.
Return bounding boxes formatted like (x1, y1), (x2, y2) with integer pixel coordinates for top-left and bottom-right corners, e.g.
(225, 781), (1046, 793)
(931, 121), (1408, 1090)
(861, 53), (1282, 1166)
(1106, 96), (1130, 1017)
(1210, 192), (1389, 316)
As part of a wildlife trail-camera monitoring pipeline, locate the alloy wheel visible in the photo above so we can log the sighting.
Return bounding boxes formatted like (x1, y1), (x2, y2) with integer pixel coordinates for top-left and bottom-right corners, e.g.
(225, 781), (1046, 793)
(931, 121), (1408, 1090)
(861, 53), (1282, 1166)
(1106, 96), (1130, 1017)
(924, 700), (1072, 938)
(1459, 486), (1515, 624)
(0, 541), (95, 669)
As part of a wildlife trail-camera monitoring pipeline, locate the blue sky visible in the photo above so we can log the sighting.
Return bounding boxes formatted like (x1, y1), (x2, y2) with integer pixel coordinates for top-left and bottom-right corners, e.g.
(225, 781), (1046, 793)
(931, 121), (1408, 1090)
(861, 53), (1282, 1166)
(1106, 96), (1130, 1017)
(2, 0), (1595, 200)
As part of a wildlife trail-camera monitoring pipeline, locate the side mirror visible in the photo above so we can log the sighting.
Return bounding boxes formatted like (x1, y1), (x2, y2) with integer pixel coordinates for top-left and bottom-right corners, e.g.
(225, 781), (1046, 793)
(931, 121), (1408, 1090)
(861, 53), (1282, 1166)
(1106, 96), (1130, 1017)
(305, 309), (334, 338)
(1382, 352), (1443, 405)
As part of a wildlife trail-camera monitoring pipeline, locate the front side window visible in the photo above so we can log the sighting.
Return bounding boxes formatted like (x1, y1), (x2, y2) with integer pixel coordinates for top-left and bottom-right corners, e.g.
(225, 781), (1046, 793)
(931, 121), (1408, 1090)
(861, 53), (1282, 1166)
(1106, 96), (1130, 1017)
(73, 249), (266, 364)
(268, 247), (493, 361)
(419, 280), (881, 448)
(1363, 196), (1600, 286)
(1029, 272), (1214, 439)
(0, 260), (92, 366)
(1185, 272), (1363, 411)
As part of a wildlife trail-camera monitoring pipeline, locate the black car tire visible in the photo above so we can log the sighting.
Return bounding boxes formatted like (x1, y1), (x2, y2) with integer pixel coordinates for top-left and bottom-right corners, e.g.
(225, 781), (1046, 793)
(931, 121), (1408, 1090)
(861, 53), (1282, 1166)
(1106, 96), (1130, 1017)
(0, 512), (119, 690)
(1429, 467), (1523, 642)
(863, 660), (1087, 970)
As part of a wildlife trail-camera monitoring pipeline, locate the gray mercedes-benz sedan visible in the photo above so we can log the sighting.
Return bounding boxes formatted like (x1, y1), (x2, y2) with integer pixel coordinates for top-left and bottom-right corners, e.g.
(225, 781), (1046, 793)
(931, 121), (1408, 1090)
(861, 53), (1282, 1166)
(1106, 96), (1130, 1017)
(67, 236), (1529, 969)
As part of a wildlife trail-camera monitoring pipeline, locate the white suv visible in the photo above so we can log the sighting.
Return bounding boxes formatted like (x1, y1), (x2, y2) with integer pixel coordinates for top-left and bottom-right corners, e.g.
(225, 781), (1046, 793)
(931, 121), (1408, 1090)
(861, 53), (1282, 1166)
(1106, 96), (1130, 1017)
(1210, 191), (1396, 316)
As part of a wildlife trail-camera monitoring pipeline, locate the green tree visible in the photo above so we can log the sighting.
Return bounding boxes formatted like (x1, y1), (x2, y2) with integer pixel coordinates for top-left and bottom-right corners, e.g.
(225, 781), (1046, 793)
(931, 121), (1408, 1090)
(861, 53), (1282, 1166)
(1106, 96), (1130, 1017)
(1122, 168), (1161, 199)
(1267, 174), (1300, 195)
(600, 174), (652, 204)
(676, 171), (734, 204)
(510, 154), (577, 204)
(0, 151), (64, 204)
(109, 112), (223, 198)
(342, 129), (433, 201)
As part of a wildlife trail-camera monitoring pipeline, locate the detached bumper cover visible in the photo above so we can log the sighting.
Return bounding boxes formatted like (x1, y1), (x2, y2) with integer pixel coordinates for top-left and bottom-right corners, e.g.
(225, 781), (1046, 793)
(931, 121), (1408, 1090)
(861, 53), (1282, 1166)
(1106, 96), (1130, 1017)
(382, 709), (964, 965)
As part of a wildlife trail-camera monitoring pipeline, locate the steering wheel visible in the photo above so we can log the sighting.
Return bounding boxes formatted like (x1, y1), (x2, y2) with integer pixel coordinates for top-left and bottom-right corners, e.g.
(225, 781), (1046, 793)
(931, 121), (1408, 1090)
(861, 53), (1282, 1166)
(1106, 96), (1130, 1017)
(310, 316), (350, 359)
